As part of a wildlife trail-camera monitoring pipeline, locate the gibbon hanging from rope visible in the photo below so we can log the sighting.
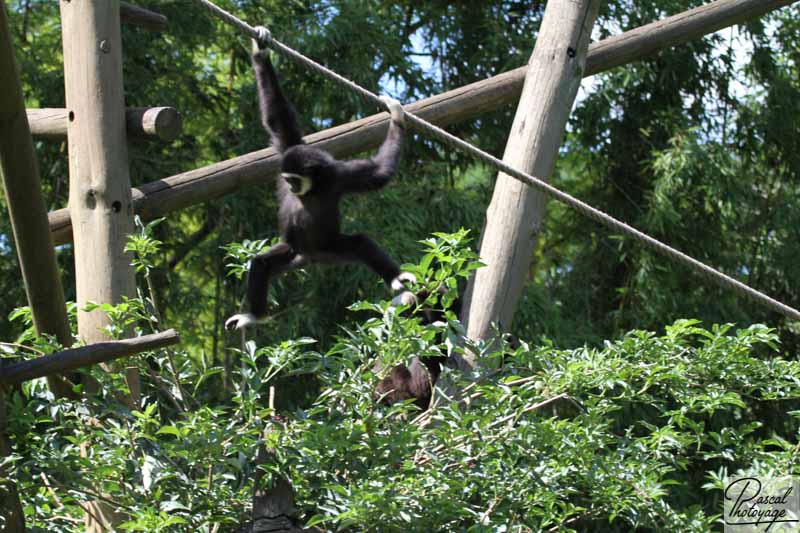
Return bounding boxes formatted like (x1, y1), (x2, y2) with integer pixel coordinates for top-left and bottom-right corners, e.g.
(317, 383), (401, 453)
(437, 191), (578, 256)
(193, 0), (800, 323)
(226, 29), (415, 330)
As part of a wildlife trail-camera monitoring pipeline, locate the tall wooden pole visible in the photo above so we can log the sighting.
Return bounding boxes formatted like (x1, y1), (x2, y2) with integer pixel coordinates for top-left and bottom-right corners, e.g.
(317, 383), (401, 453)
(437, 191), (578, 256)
(59, 2), (139, 527)
(0, 0), (74, 398)
(461, 0), (601, 365)
(59, 0), (137, 345)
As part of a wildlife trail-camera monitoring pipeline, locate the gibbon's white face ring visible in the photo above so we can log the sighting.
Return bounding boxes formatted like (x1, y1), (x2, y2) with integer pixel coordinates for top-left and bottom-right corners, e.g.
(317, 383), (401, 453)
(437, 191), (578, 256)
(282, 172), (312, 197)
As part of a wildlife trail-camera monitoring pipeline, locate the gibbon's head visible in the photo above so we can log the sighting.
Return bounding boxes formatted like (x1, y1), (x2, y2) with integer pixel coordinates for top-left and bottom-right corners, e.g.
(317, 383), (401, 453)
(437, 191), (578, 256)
(281, 145), (336, 197)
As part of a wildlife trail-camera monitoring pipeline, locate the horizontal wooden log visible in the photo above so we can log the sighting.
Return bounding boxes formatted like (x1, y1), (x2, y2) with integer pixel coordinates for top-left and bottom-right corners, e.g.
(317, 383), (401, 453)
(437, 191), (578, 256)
(120, 1), (167, 32)
(47, 0), (797, 245)
(28, 107), (181, 142)
(0, 329), (180, 386)
(587, 0), (796, 73)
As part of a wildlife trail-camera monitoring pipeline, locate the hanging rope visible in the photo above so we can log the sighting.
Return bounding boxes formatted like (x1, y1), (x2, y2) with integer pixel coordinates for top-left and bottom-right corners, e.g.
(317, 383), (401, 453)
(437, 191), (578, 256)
(191, 0), (800, 322)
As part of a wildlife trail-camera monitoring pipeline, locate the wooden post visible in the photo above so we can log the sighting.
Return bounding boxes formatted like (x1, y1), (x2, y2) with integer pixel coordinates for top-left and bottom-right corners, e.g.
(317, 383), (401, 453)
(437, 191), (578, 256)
(461, 0), (600, 364)
(59, 0), (137, 346)
(46, 0), (799, 246)
(0, 0), (74, 397)
(59, 4), (140, 527)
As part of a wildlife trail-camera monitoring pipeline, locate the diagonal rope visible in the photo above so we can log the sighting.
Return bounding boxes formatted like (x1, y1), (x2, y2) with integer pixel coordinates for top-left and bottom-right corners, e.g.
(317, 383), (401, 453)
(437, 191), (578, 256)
(191, 0), (800, 322)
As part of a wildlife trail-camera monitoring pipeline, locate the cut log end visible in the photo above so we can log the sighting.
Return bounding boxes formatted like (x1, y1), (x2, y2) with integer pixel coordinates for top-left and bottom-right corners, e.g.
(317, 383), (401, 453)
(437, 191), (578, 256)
(128, 107), (182, 142)
(27, 106), (182, 142)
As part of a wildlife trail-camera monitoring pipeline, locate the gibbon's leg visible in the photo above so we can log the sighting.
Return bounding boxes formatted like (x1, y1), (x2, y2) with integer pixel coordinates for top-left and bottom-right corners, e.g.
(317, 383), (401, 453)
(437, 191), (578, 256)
(226, 242), (304, 330)
(325, 234), (416, 291)
(251, 29), (304, 152)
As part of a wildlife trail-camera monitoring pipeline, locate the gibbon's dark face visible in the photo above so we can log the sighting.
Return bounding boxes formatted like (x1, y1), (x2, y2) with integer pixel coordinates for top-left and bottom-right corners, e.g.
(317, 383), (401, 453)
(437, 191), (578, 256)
(281, 171), (312, 196)
(281, 145), (336, 197)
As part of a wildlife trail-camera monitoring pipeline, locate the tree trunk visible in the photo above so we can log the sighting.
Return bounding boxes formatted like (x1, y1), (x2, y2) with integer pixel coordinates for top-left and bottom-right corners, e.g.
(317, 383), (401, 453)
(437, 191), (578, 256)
(461, 0), (601, 366)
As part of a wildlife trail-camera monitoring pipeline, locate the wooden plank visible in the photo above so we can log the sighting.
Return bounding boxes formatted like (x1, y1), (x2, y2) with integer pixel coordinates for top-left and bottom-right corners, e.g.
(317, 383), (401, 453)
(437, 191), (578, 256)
(0, 0), (74, 399)
(460, 0), (600, 357)
(119, 1), (167, 32)
(47, 0), (799, 245)
(0, 329), (180, 386)
(28, 107), (182, 142)
(60, 0), (138, 346)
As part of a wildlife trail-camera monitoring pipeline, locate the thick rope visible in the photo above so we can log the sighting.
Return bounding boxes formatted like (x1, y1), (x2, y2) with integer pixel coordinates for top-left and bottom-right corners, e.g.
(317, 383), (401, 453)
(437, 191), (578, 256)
(191, 0), (800, 322)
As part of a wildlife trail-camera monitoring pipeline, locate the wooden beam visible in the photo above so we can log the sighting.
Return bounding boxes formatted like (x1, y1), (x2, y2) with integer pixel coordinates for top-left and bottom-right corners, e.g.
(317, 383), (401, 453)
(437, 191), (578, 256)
(0, 329), (180, 387)
(28, 107), (182, 142)
(47, 0), (799, 246)
(119, 1), (167, 32)
(586, 0), (797, 73)
(461, 0), (600, 356)
(0, 0), (74, 399)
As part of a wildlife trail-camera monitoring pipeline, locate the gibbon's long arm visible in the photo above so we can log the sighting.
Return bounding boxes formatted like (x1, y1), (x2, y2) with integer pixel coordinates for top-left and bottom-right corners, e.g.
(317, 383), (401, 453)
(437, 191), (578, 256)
(336, 100), (405, 194)
(251, 45), (304, 153)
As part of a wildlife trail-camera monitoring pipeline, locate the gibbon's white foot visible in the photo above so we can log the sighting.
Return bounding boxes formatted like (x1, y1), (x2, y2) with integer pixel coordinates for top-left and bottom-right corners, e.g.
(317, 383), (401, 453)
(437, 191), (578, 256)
(380, 96), (405, 127)
(391, 272), (417, 292)
(391, 290), (418, 307)
(225, 313), (268, 331)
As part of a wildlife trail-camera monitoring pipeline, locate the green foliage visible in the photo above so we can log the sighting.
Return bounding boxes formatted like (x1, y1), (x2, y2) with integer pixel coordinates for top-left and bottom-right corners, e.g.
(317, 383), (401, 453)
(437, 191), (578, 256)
(126, 217), (166, 276)
(221, 237), (278, 281)
(4, 234), (800, 531)
(272, 315), (800, 531)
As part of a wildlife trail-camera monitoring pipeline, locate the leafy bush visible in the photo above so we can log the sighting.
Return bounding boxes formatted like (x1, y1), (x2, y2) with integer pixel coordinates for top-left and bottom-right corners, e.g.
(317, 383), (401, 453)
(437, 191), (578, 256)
(3, 232), (799, 531)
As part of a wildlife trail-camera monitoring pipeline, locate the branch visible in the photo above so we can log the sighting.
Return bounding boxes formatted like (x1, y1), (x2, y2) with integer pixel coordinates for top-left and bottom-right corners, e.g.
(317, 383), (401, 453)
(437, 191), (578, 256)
(0, 330), (181, 386)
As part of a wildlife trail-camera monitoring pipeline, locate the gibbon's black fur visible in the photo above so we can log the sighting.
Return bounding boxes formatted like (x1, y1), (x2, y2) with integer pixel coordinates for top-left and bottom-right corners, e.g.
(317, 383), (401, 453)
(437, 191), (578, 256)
(226, 30), (414, 330)
(374, 288), (458, 410)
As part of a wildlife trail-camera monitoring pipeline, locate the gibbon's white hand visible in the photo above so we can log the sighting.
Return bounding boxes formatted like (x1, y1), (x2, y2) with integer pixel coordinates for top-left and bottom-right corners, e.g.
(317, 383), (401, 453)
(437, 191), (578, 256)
(251, 26), (271, 54)
(380, 96), (405, 127)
